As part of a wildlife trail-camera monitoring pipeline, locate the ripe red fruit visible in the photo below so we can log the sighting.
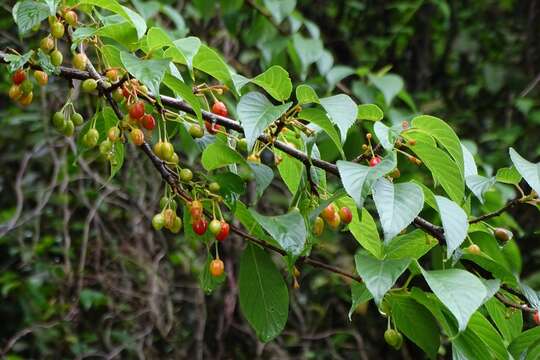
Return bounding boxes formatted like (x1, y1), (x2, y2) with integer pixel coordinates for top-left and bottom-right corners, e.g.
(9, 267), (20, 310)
(321, 203), (337, 221)
(190, 200), (203, 219)
(339, 207), (353, 224)
(327, 212), (341, 230)
(141, 114), (155, 130)
(210, 258), (224, 277)
(129, 101), (145, 120)
(369, 156), (382, 167)
(215, 221), (230, 241)
(534, 311), (540, 326)
(205, 120), (222, 134)
(12, 69), (26, 85)
(192, 217), (208, 235)
(211, 101), (228, 117)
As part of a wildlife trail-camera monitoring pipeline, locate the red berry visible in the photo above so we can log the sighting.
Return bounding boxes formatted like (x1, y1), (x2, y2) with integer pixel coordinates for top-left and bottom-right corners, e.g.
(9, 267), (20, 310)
(321, 203), (337, 221)
(141, 114), (155, 130)
(369, 156), (382, 167)
(534, 311), (540, 326)
(211, 101), (228, 117)
(205, 120), (222, 135)
(12, 69), (26, 85)
(129, 101), (145, 119)
(327, 212), (341, 230)
(339, 207), (353, 224)
(192, 217), (208, 235)
(210, 259), (224, 277)
(215, 221), (230, 241)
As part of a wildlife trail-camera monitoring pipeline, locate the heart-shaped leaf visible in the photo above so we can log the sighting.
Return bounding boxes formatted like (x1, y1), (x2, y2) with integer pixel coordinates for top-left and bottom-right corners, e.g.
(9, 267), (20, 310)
(252, 65), (292, 101)
(434, 196), (468, 258)
(357, 104), (383, 121)
(509, 147), (540, 195)
(120, 52), (170, 102)
(201, 143), (247, 170)
(369, 74), (403, 105)
(319, 94), (358, 142)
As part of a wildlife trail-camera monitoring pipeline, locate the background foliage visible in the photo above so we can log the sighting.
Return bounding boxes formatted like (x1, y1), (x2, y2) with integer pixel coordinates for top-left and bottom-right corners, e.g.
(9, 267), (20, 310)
(0, 0), (539, 359)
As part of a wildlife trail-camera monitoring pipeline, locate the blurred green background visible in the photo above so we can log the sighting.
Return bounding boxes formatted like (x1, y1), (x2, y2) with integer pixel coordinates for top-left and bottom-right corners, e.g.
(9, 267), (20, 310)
(0, 0), (539, 358)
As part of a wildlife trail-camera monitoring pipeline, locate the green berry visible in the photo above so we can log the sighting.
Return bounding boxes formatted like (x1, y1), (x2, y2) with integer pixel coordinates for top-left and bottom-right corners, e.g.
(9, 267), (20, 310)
(20, 80), (33, 95)
(62, 120), (74, 136)
(169, 216), (183, 233)
(99, 139), (112, 155)
(70, 112), (84, 126)
(209, 182), (220, 193)
(40, 36), (54, 53)
(73, 53), (87, 71)
(50, 21), (65, 38)
(84, 128), (99, 148)
(152, 213), (165, 230)
(52, 111), (65, 130)
(82, 79), (97, 93)
(51, 50), (63, 66)
(237, 138), (248, 152)
(179, 168), (193, 182)
(189, 124), (204, 138)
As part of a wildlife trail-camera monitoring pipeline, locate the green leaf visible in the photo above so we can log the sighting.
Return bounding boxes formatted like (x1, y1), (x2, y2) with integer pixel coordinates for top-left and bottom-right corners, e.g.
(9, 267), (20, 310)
(452, 327), (494, 360)
(80, 289), (108, 310)
(337, 151), (397, 208)
(252, 66), (292, 101)
(369, 74), (403, 105)
(36, 49), (56, 75)
(373, 121), (402, 151)
(372, 178), (424, 242)
(348, 208), (383, 259)
(298, 108), (343, 157)
(201, 143), (247, 171)
(162, 73), (203, 124)
(239, 244), (289, 342)
(248, 163), (274, 200)
(485, 298), (523, 343)
(14, 0), (50, 34)
(405, 131), (464, 203)
(354, 251), (410, 305)
(468, 312), (511, 360)
(466, 175), (496, 204)
(120, 52), (170, 103)
(199, 254), (225, 294)
(295, 84), (319, 105)
(412, 115), (464, 175)
(237, 92), (292, 151)
(263, 0), (296, 24)
(276, 150), (303, 196)
(3, 50), (34, 73)
(388, 294), (440, 359)
(508, 326), (540, 359)
(146, 26), (173, 50)
(193, 45), (233, 87)
(109, 142), (124, 180)
(97, 22), (138, 48)
(434, 196), (468, 258)
(385, 230), (437, 260)
(357, 104), (383, 121)
(81, 0), (147, 39)
(319, 94), (358, 142)
(509, 147), (540, 195)
(290, 34), (323, 77)
(326, 66), (355, 91)
(420, 268), (487, 331)
(411, 288), (459, 336)
(249, 208), (306, 257)
(348, 282), (373, 320)
(496, 166), (522, 185)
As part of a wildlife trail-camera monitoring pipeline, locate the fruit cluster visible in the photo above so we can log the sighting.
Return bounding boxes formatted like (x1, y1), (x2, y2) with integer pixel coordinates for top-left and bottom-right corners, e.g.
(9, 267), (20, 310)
(313, 203), (353, 235)
(8, 68), (46, 106)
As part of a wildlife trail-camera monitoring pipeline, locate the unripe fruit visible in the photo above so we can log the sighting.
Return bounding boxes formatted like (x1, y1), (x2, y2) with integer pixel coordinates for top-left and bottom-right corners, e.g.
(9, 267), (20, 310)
(70, 112), (84, 126)
(189, 124), (204, 138)
(64, 10), (78, 27)
(169, 216), (183, 233)
(129, 101), (145, 120)
(339, 207), (353, 224)
(85, 128), (99, 148)
(211, 101), (228, 117)
(313, 216), (324, 236)
(205, 120), (222, 134)
(12, 69), (26, 85)
(384, 329), (403, 350)
(534, 311), (540, 326)
(190, 200), (203, 219)
(216, 221), (230, 241)
(130, 128), (144, 146)
(192, 217), (208, 235)
(62, 120), (74, 136)
(327, 212), (341, 230)
(237, 138), (248, 152)
(82, 79), (97, 92)
(153, 141), (165, 159)
(210, 258), (224, 277)
(106, 69), (119, 82)
(247, 154), (260, 163)
(160, 142), (174, 161)
(494, 228), (512, 242)
(321, 203), (337, 221)
(51, 50), (63, 66)
(209, 219), (222, 235)
(209, 182), (220, 193)
(112, 88), (124, 102)
(50, 21), (65, 38)
(99, 139), (112, 155)
(48, 16), (56, 27)
(369, 156), (382, 167)
(467, 244), (481, 255)
(141, 114), (155, 130)
(73, 53), (87, 71)
(152, 213), (165, 230)
(40, 36), (54, 53)
(162, 208), (176, 229)
(33, 70), (48, 86)
(169, 152), (179, 165)
(179, 168), (193, 182)
(52, 111), (65, 129)
(108, 127), (120, 142)
(19, 92), (33, 106)
(20, 80), (33, 95)
(8, 85), (22, 101)
(139, 85), (148, 94)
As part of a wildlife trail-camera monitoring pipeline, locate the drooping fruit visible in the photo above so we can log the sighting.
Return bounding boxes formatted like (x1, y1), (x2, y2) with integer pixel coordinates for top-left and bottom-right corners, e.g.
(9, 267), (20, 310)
(369, 156), (382, 167)
(169, 152), (179, 165)
(179, 168), (193, 182)
(152, 213), (165, 230)
(209, 258), (224, 277)
(12, 69), (26, 85)
(19, 92), (33, 106)
(215, 221), (230, 241)
(64, 10), (78, 27)
(51, 50), (63, 66)
(99, 139), (112, 155)
(327, 212), (341, 230)
(205, 120), (222, 134)
(52, 111), (65, 129)
(384, 329), (403, 350)
(33, 70), (48, 86)
(107, 127), (120, 142)
(246, 154), (260, 163)
(141, 114), (155, 130)
(494, 228), (512, 242)
(467, 244), (481, 255)
(62, 120), (74, 136)
(190, 200), (203, 219)
(82, 79), (97, 93)
(106, 69), (119, 82)
(129, 101), (145, 120)
(192, 217), (208, 235)
(189, 124), (204, 138)
(534, 311), (540, 326)
(130, 128), (144, 146)
(70, 112), (84, 126)
(170, 216), (183, 234)
(237, 138), (248, 152)
(211, 101), (228, 117)
(209, 219), (222, 235)
(321, 203), (337, 221)
(20, 80), (33, 95)
(8, 85), (22, 101)
(160, 141), (174, 161)
(209, 182), (220, 193)
(112, 88), (124, 102)
(163, 208), (176, 229)
(84, 128), (99, 148)
(73, 53), (87, 71)
(40, 36), (54, 53)
(313, 216), (324, 236)
(50, 21), (65, 38)
(339, 207), (353, 224)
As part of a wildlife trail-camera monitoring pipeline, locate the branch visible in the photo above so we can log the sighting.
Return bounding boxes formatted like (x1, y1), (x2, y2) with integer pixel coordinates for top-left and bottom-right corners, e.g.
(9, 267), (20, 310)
(469, 197), (525, 224)
(495, 292), (536, 313)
